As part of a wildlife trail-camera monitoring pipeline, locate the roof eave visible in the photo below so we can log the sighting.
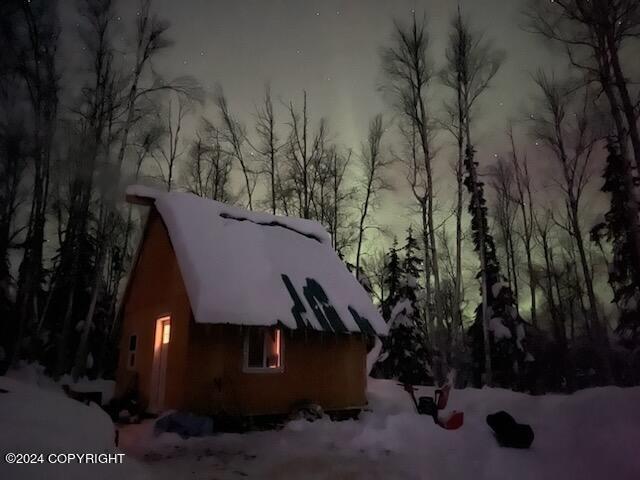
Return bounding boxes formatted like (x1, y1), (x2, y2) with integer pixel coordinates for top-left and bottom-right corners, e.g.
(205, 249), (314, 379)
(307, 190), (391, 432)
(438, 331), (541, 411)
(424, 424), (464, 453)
(126, 193), (155, 206)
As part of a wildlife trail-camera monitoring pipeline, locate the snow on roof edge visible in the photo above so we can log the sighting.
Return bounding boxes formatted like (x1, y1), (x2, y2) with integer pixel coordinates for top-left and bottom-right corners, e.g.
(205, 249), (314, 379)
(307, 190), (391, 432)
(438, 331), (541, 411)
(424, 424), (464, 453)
(126, 184), (332, 244)
(127, 185), (387, 336)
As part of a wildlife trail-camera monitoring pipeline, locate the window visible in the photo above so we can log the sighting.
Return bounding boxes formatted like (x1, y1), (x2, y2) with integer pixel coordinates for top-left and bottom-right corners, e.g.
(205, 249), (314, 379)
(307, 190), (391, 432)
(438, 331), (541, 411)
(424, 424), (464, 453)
(127, 334), (137, 370)
(244, 327), (283, 372)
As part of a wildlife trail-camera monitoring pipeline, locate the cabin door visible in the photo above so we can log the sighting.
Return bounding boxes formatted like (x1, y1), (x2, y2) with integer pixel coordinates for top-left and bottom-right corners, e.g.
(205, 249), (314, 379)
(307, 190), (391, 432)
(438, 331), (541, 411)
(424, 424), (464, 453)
(150, 315), (171, 412)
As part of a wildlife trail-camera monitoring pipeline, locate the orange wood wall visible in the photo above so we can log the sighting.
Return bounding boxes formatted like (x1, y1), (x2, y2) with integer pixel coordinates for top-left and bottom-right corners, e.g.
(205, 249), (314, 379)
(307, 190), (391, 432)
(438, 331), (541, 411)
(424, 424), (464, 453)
(116, 206), (368, 416)
(115, 208), (192, 410)
(184, 324), (367, 416)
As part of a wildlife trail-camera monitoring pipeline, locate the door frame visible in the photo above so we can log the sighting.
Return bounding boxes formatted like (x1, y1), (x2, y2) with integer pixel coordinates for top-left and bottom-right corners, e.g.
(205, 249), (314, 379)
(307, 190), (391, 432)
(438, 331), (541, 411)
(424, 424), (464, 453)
(149, 315), (171, 413)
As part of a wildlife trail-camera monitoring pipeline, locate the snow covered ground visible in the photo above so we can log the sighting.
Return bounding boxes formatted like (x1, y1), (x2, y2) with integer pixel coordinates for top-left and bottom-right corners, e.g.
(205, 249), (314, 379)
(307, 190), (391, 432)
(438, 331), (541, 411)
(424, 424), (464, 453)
(2, 373), (640, 479)
(5, 362), (116, 403)
(119, 379), (640, 479)
(0, 376), (148, 480)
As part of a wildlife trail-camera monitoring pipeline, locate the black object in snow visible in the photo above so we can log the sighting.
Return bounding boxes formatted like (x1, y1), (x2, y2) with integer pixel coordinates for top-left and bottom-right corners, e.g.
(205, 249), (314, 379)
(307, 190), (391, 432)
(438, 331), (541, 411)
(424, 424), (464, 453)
(486, 410), (534, 449)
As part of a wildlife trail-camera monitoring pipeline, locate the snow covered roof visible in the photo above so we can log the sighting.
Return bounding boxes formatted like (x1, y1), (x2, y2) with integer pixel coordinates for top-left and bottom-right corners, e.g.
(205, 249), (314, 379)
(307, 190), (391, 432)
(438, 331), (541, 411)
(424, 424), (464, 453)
(127, 185), (387, 336)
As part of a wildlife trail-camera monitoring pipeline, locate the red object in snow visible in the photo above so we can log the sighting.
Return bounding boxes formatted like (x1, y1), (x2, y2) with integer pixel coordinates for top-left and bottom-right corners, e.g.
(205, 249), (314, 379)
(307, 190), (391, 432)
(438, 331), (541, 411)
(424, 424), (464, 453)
(401, 381), (464, 430)
(438, 410), (464, 430)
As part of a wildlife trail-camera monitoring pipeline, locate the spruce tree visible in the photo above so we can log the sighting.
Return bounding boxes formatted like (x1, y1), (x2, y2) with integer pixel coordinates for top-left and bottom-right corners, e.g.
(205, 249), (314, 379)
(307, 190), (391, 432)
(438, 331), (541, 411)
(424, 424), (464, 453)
(591, 143), (640, 356)
(381, 237), (401, 320)
(402, 227), (422, 293)
(373, 228), (432, 385)
(464, 146), (529, 388)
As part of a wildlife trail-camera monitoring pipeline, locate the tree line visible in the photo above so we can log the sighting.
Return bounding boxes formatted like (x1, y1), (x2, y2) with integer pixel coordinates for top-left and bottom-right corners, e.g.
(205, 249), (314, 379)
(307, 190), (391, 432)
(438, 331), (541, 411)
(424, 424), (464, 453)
(0, 0), (639, 392)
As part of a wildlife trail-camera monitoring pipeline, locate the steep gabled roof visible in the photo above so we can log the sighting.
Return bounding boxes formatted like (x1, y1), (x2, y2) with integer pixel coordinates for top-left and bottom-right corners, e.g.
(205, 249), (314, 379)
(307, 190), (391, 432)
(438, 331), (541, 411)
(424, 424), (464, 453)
(126, 186), (387, 336)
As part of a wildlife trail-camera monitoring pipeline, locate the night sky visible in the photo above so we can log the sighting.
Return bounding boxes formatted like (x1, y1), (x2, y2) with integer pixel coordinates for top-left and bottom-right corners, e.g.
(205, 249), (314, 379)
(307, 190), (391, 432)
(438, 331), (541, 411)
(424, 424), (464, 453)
(60, 0), (575, 237)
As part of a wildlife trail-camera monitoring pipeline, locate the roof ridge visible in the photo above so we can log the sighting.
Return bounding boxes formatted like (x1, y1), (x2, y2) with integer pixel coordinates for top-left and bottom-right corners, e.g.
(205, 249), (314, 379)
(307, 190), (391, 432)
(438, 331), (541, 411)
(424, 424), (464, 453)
(219, 212), (324, 243)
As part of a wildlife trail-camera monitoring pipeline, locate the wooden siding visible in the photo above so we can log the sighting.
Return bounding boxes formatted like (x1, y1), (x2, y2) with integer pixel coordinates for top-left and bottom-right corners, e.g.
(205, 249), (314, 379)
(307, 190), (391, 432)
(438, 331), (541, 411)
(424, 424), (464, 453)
(115, 208), (192, 410)
(116, 206), (368, 416)
(184, 324), (367, 416)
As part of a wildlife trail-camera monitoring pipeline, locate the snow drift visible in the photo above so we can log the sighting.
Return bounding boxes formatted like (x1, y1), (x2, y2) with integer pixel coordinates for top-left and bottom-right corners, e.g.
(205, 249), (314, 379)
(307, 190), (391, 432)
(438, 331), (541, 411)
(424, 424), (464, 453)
(118, 379), (640, 479)
(2, 374), (639, 479)
(0, 376), (148, 480)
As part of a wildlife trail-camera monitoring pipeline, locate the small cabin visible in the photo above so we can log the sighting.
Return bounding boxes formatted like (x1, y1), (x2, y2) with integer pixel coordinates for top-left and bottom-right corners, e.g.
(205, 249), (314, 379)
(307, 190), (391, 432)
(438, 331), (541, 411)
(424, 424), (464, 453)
(115, 186), (387, 417)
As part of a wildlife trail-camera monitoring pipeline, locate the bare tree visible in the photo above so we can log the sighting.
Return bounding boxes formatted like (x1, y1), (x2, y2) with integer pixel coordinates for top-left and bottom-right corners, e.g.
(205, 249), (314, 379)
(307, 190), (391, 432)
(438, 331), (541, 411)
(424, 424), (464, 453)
(531, 70), (611, 381)
(525, 0), (640, 286)
(438, 7), (504, 383)
(508, 125), (538, 326)
(45, 0), (124, 378)
(8, 0), (60, 365)
(327, 147), (355, 256)
(131, 119), (164, 182)
(440, 6), (505, 341)
(381, 13), (446, 337)
(94, 120), (163, 375)
(361, 250), (388, 305)
(0, 125), (26, 285)
(355, 115), (389, 277)
(152, 94), (191, 191)
(490, 158), (519, 303)
(72, 0), (203, 379)
(399, 115), (435, 332)
(525, 0), (640, 167)
(0, 85), (28, 371)
(215, 87), (255, 209)
(0, 49), (27, 310)
(183, 135), (208, 196)
(284, 91), (328, 219)
(254, 85), (281, 214)
(436, 226), (465, 349)
(534, 210), (563, 341)
(311, 148), (333, 226)
(182, 119), (233, 202)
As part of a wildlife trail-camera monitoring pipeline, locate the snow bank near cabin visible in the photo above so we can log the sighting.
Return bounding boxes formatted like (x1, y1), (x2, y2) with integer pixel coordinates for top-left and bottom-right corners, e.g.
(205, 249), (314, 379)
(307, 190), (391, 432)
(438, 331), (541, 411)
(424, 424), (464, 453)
(127, 187), (386, 335)
(0, 376), (148, 480)
(6, 362), (116, 404)
(118, 379), (640, 480)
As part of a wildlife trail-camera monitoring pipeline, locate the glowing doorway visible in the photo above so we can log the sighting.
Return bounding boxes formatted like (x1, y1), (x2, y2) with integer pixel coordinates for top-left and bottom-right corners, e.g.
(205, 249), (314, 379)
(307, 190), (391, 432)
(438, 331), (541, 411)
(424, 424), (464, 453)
(150, 315), (171, 412)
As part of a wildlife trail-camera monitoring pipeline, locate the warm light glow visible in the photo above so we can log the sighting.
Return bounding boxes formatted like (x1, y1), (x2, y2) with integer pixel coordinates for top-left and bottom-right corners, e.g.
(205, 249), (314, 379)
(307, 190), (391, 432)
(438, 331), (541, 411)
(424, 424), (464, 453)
(271, 328), (281, 368)
(244, 327), (283, 371)
(162, 323), (171, 344)
(265, 328), (282, 368)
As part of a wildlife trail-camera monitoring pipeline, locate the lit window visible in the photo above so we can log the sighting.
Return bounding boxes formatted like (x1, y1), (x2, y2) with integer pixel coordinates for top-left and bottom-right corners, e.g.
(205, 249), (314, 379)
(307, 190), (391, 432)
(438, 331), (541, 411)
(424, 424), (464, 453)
(127, 334), (137, 370)
(162, 323), (171, 344)
(244, 328), (283, 371)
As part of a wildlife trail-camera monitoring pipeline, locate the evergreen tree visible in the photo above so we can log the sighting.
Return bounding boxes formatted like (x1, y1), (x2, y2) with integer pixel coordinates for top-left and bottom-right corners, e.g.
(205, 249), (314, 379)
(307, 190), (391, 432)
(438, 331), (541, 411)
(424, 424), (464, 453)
(373, 228), (432, 385)
(381, 237), (401, 320)
(464, 146), (530, 388)
(345, 261), (374, 296)
(402, 227), (422, 293)
(591, 143), (640, 358)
